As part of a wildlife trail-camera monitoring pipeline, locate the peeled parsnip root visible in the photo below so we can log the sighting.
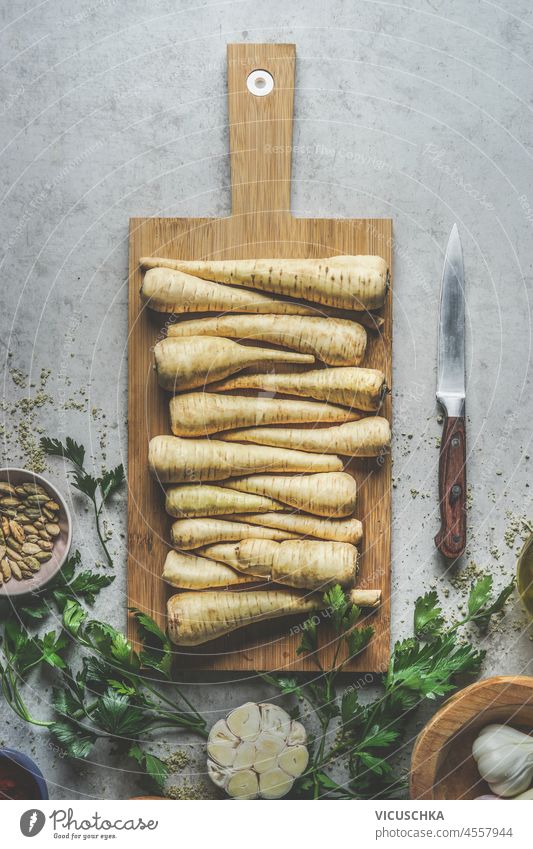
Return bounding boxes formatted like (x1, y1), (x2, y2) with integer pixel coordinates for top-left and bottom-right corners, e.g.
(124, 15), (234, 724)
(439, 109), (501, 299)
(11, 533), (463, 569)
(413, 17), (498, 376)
(165, 484), (281, 518)
(154, 336), (314, 392)
(222, 416), (391, 458)
(236, 539), (358, 590)
(170, 518), (300, 549)
(199, 539), (358, 590)
(198, 543), (247, 573)
(207, 702), (309, 799)
(141, 267), (315, 315)
(141, 255), (389, 311)
(225, 472), (357, 518)
(149, 435), (343, 483)
(169, 392), (360, 437)
(212, 367), (387, 412)
(225, 512), (363, 545)
(163, 549), (254, 589)
(167, 587), (381, 645)
(167, 314), (367, 366)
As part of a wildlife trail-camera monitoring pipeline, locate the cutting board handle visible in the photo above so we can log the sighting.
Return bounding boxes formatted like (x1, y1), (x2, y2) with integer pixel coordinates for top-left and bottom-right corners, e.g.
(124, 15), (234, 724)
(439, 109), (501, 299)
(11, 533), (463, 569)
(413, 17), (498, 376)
(227, 43), (295, 218)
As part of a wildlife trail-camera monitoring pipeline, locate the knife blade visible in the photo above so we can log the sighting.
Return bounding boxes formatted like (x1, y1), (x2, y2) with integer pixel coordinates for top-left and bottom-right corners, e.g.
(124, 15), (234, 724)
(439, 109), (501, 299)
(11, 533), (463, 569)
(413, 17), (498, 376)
(434, 224), (467, 559)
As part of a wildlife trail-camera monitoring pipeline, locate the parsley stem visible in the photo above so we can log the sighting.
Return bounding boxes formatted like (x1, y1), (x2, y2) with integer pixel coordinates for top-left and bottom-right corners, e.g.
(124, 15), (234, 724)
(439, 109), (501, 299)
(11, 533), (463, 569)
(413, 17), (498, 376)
(94, 499), (113, 569)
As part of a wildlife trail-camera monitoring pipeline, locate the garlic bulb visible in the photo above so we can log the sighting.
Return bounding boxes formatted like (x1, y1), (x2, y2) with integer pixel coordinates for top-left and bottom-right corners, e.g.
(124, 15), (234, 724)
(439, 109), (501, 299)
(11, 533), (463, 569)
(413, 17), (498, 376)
(472, 724), (533, 797)
(207, 702), (308, 799)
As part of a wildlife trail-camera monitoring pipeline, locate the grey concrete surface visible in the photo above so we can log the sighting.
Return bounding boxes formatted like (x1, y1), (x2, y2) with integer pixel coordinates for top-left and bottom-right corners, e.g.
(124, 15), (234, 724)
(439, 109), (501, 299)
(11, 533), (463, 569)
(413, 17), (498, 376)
(1, 0), (532, 800)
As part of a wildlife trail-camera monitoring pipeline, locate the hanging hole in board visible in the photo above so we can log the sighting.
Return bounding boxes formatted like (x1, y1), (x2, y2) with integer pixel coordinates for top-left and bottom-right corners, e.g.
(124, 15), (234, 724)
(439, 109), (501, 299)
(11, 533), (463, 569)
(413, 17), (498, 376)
(246, 69), (274, 97)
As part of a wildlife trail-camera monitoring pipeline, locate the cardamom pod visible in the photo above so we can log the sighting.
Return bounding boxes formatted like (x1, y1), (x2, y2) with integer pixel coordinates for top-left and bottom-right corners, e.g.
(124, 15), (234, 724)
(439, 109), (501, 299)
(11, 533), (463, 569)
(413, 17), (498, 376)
(0, 496), (20, 508)
(9, 519), (25, 544)
(23, 556), (41, 573)
(1, 558), (11, 580)
(21, 542), (42, 555)
(35, 551), (52, 563)
(45, 523), (60, 537)
(9, 561), (22, 580)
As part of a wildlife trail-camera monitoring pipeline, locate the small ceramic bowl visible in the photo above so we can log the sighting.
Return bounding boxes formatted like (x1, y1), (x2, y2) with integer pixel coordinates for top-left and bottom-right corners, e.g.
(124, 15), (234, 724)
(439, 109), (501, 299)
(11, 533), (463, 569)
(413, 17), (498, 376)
(0, 748), (49, 799)
(0, 468), (72, 597)
(410, 675), (533, 800)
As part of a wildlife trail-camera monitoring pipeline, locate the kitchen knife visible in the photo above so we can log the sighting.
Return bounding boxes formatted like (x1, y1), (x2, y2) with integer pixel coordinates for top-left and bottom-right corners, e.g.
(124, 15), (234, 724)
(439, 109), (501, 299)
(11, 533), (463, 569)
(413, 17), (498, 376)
(435, 224), (466, 559)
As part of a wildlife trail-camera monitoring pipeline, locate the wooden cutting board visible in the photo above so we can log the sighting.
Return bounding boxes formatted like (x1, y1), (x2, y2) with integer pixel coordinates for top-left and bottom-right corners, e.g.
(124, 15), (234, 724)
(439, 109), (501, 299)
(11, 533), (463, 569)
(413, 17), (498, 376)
(128, 43), (392, 672)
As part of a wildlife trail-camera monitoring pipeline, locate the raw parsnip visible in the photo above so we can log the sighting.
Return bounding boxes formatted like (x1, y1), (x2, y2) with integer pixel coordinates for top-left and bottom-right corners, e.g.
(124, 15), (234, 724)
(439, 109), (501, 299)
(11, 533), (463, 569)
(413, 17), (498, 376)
(141, 267), (315, 315)
(170, 518), (299, 549)
(165, 485), (281, 518)
(198, 543), (246, 573)
(200, 539), (358, 590)
(148, 435), (343, 483)
(167, 315), (367, 366)
(237, 539), (357, 590)
(224, 472), (357, 517)
(163, 549), (254, 589)
(169, 392), (360, 437)
(155, 336), (314, 392)
(141, 255), (389, 311)
(212, 367), (387, 412)
(222, 416), (391, 458)
(167, 587), (381, 645)
(224, 512), (363, 544)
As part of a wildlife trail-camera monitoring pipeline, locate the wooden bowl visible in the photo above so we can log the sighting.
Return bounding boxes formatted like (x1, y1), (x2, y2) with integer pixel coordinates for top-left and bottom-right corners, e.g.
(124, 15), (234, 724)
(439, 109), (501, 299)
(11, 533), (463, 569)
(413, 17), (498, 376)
(410, 676), (533, 800)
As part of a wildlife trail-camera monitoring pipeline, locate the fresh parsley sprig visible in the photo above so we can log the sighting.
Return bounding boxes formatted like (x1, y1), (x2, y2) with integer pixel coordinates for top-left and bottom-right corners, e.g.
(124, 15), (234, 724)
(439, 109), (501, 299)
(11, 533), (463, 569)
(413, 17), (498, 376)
(41, 436), (124, 568)
(264, 575), (515, 800)
(0, 597), (207, 791)
(0, 437), (208, 794)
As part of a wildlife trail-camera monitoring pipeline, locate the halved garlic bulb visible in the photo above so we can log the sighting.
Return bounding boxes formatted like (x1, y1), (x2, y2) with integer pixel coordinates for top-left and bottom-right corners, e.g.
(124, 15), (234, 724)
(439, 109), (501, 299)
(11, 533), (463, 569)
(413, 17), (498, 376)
(207, 702), (308, 799)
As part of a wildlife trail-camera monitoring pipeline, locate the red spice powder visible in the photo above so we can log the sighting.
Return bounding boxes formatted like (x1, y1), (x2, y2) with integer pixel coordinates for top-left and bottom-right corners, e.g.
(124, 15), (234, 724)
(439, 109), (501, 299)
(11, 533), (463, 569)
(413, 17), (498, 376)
(0, 760), (39, 800)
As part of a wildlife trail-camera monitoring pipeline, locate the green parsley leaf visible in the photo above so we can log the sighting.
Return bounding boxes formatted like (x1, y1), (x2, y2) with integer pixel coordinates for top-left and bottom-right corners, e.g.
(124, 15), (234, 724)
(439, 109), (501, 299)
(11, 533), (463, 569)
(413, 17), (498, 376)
(346, 625), (373, 658)
(296, 617), (318, 655)
(414, 591), (445, 639)
(93, 689), (146, 736)
(128, 743), (169, 793)
(468, 575), (494, 616)
(100, 464), (125, 502)
(50, 720), (97, 759)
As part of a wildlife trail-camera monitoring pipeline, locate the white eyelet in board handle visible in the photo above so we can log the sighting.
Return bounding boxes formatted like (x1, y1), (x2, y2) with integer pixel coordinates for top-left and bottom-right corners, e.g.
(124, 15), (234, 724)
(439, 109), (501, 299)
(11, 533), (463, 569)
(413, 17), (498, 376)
(246, 69), (274, 96)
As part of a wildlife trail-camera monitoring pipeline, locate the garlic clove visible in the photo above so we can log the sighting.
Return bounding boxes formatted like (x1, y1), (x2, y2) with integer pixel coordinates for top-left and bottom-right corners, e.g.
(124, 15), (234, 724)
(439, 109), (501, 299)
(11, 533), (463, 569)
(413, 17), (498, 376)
(207, 761), (229, 789)
(253, 732), (286, 773)
(259, 767), (294, 799)
(227, 702), (261, 741)
(207, 741), (238, 768)
(278, 744), (309, 777)
(259, 703), (291, 739)
(207, 718), (240, 767)
(233, 741), (255, 770)
(287, 720), (307, 746)
(226, 769), (259, 800)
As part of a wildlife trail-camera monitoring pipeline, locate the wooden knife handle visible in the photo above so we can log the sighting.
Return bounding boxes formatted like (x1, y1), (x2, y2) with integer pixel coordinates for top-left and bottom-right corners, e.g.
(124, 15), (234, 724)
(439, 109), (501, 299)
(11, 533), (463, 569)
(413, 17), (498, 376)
(434, 415), (466, 559)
